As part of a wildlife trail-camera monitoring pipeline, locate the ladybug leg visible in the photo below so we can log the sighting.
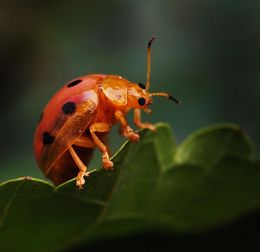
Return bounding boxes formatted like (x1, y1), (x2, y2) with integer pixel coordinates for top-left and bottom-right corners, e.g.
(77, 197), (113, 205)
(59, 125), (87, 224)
(73, 136), (96, 148)
(68, 145), (90, 189)
(74, 136), (112, 163)
(134, 108), (156, 131)
(115, 110), (140, 142)
(89, 122), (113, 170)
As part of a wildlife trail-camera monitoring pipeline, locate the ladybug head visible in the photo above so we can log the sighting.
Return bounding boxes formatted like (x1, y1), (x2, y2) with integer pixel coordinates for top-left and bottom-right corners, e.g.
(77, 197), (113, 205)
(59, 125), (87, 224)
(126, 83), (152, 109)
(127, 81), (179, 112)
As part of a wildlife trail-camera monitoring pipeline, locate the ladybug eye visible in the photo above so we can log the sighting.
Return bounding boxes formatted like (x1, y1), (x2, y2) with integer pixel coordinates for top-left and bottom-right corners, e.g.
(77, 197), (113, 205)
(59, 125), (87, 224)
(138, 83), (145, 89)
(138, 97), (146, 106)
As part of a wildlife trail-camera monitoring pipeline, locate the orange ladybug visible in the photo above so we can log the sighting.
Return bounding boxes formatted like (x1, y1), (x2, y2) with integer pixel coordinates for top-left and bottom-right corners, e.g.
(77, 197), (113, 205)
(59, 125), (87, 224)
(33, 37), (179, 189)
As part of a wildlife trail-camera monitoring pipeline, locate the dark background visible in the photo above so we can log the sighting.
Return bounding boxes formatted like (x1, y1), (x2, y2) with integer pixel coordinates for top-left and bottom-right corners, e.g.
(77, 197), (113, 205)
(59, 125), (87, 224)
(0, 0), (259, 181)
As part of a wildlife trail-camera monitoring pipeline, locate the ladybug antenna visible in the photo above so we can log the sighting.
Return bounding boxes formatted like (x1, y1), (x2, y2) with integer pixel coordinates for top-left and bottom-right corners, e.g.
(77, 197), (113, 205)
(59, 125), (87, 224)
(146, 36), (156, 91)
(150, 92), (180, 104)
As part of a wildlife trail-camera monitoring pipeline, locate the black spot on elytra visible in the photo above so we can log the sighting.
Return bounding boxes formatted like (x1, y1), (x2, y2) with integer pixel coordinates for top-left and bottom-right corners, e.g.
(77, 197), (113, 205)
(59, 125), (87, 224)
(43, 132), (55, 145)
(62, 101), (76, 115)
(38, 111), (44, 123)
(67, 79), (82, 87)
(138, 97), (146, 106)
(138, 83), (145, 89)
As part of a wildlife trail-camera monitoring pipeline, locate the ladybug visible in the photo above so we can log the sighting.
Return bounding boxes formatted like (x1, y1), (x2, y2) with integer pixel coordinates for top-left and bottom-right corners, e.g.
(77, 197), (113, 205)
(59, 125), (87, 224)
(33, 37), (179, 189)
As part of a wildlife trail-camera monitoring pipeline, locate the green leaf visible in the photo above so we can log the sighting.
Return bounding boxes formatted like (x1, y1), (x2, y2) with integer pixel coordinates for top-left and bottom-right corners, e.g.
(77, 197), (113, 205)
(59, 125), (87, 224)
(174, 123), (254, 170)
(0, 123), (259, 251)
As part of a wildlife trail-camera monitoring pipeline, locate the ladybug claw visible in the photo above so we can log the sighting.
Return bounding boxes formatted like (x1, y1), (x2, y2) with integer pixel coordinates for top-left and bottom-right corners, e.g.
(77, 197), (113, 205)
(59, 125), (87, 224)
(148, 124), (156, 132)
(139, 123), (156, 132)
(102, 154), (114, 170)
(76, 171), (91, 189)
(129, 132), (140, 142)
(76, 178), (84, 190)
(121, 126), (140, 142)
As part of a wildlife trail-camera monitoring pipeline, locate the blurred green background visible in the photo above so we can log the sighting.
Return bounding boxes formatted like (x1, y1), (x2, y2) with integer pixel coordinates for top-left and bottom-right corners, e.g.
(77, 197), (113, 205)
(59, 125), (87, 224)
(1, 0), (259, 182)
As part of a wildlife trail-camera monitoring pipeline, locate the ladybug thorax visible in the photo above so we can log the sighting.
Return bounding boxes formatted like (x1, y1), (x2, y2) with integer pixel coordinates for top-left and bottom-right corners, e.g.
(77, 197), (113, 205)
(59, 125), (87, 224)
(101, 75), (151, 111)
(101, 75), (128, 106)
